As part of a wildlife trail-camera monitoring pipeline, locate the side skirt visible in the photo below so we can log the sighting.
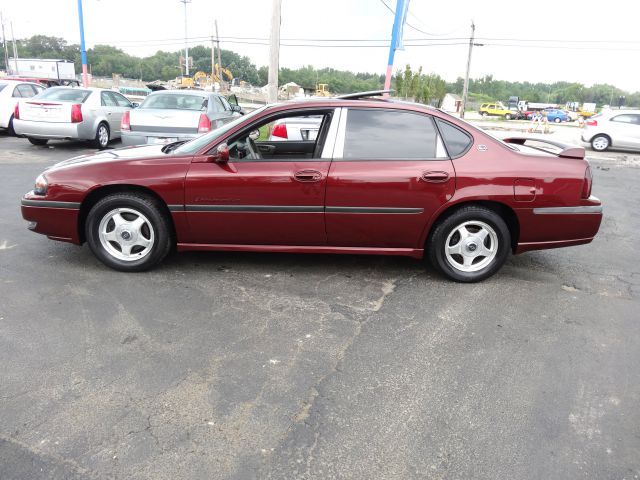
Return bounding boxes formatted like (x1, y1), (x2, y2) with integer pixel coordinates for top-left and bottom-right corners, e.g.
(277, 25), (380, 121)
(176, 243), (424, 259)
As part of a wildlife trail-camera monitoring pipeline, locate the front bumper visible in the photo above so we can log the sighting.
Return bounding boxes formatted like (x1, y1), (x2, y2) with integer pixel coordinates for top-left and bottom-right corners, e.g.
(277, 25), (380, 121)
(13, 119), (91, 141)
(21, 193), (81, 244)
(121, 130), (200, 147)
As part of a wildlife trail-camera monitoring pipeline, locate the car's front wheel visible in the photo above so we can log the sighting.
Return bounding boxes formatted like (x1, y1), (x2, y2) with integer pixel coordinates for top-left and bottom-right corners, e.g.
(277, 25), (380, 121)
(428, 206), (511, 282)
(591, 134), (610, 152)
(85, 193), (173, 272)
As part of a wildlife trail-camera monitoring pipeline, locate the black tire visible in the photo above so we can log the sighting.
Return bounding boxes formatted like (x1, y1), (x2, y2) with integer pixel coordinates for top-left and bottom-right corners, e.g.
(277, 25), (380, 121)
(7, 115), (16, 136)
(85, 193), (173, 272)
(427, 206), (511, 283)
(93, 122), (110, 149)
(591, 134), (610, 152)
(27, 137), (48, 146)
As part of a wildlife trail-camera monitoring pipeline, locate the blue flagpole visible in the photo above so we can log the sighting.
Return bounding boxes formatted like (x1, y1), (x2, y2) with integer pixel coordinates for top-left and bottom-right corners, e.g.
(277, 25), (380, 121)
(77, 0), (89, 87)
(383, 0), (409, 97)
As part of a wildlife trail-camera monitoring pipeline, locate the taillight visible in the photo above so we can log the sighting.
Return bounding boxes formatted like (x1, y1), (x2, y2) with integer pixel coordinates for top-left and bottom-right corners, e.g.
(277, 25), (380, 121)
(586, 119), (597, 126)
(582, 165), (593, 199)
(121, 110), (130, 131)
(71, 104), (83, 123)
(14, 103), (19, 120)
(197, 113), (211, 133)
(271, 123), (288, 139)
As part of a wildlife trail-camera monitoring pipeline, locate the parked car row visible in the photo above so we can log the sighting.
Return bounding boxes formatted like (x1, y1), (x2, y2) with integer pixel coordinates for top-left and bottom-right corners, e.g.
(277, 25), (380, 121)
(2, 83), (243, 149)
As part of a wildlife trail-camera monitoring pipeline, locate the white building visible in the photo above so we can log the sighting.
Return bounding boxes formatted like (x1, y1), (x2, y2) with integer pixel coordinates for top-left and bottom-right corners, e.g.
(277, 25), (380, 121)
(441, 93), (462, 114)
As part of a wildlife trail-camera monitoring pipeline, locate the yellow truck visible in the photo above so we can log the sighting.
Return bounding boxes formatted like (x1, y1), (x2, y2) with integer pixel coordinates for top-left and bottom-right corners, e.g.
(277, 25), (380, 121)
(479, 102), (517, 120)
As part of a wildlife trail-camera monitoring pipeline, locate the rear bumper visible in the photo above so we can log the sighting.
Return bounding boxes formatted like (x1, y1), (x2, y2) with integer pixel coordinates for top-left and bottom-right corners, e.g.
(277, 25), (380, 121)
(21, 194), (81, 244)
(515, 196), (603, 254)
(13, 119), (92, 140)
(121, 131), (200, 147)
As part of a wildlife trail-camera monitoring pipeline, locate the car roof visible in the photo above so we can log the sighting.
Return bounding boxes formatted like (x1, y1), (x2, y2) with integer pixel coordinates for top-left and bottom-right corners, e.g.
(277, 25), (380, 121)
(148, 89), (220, 97)
(601, 109), (640, 116)
(272, 97), (436, 113)
(0, 79), (42, 86)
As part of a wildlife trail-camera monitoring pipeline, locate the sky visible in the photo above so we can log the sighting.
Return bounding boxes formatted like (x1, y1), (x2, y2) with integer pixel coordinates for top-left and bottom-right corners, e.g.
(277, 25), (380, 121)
(2, 0), (638, 91)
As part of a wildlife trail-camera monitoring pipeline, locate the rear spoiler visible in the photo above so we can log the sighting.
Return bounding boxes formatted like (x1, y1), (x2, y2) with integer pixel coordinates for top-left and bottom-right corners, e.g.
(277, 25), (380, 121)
(502, 137), (585, 159)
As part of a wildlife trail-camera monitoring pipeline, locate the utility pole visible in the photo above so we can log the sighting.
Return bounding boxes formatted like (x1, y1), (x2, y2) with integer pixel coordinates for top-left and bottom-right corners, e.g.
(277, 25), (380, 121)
(460, 21), (475, 119)
(76, 0), (89, 87)
(10, 20), (18, 74)
(215, 19), (223, 90)
(267, 0), (282, 104)
(1, 12), (10, 74)
(180, 0), (191, 76)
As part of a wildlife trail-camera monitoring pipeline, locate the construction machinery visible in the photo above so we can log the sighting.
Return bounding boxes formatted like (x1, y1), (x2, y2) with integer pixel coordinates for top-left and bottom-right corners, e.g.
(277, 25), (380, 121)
(213, 64), (233, 84)
(315, 83), (331, 97)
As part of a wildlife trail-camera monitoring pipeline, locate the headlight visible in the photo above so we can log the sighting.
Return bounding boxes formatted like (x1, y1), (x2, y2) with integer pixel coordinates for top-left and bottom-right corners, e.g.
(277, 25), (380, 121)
(34, 174), (48, 195)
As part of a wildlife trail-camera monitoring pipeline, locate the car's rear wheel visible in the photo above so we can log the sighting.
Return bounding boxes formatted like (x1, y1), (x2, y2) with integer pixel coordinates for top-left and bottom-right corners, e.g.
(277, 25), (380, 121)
(27, 137), (48, 146)
(428, 206), (511, 282)
(591, 134), (610, 152)
(85, 193), (172, 272)
(7, 115), (16, 136)
(93, 122), (110, 149)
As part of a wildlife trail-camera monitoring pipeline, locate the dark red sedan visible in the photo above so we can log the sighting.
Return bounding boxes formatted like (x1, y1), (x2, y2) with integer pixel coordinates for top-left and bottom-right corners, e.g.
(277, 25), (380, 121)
(21, 91), (602, 282)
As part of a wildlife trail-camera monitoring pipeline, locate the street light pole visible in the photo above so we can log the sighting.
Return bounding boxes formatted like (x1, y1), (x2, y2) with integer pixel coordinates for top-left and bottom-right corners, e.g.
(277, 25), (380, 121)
(267, 0), (282, 104)
(76, 0), (89, 87)
(181, 0), (191, 76)
(460, 21), (475, 119)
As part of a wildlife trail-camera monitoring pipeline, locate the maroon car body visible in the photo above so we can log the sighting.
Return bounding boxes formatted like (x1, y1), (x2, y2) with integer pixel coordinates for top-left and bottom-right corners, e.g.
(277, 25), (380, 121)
(21, 95), (602, 281)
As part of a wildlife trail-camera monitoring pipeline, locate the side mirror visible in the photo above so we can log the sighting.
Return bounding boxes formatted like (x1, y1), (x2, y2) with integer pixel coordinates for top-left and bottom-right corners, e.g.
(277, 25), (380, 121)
(211, 143), (229, 163)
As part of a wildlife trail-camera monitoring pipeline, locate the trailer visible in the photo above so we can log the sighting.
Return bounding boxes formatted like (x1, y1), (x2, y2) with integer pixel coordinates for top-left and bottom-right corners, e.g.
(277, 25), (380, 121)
(8, 58), (76, 82)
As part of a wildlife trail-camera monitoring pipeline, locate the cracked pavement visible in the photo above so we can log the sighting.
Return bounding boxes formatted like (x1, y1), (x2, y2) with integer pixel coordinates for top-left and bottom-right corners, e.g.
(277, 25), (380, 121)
(1, 136), (639, 479)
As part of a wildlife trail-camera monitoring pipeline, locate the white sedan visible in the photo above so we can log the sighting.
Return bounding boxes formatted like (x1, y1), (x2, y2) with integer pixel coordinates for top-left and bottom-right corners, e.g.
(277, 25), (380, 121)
(0, 79), (45, 135)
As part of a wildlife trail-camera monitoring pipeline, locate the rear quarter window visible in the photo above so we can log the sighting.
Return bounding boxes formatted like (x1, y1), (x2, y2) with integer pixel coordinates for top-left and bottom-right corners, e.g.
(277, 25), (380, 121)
(435, 118), (473, 157)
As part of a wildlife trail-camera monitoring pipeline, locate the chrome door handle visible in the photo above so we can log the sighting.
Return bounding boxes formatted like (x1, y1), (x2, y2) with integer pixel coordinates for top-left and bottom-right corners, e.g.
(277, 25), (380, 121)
(420, 171), (450, 183)
(294, 170), (323, 182)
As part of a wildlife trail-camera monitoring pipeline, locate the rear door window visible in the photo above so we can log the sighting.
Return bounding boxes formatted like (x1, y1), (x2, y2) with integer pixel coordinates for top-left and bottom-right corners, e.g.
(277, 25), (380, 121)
(435, 118), (473, 157)
(14, 84), (38, 98)
(101, 92), (117, 107)
(342, 109), (439, 160)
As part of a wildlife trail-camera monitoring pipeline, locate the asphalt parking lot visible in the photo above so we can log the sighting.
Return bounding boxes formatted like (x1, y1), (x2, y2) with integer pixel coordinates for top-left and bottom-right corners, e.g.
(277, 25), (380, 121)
(1, 134), (639, 480)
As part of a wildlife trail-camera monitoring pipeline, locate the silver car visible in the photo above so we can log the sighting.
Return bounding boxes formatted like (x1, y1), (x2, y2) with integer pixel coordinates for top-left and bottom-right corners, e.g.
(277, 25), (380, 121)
(581, 109), (640, 152)
(121, 90), (242, 146)
(13, 87), (134, 149)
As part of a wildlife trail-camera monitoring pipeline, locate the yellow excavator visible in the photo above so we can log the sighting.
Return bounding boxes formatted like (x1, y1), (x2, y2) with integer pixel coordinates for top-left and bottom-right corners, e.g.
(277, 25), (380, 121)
(212, 64), (233, 84)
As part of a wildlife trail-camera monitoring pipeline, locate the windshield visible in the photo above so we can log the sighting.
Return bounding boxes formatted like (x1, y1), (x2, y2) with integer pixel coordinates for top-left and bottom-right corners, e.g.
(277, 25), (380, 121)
(141, 93), (208, 111)
(174, 106), (268, 155)
(35, 88), (91, 103)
